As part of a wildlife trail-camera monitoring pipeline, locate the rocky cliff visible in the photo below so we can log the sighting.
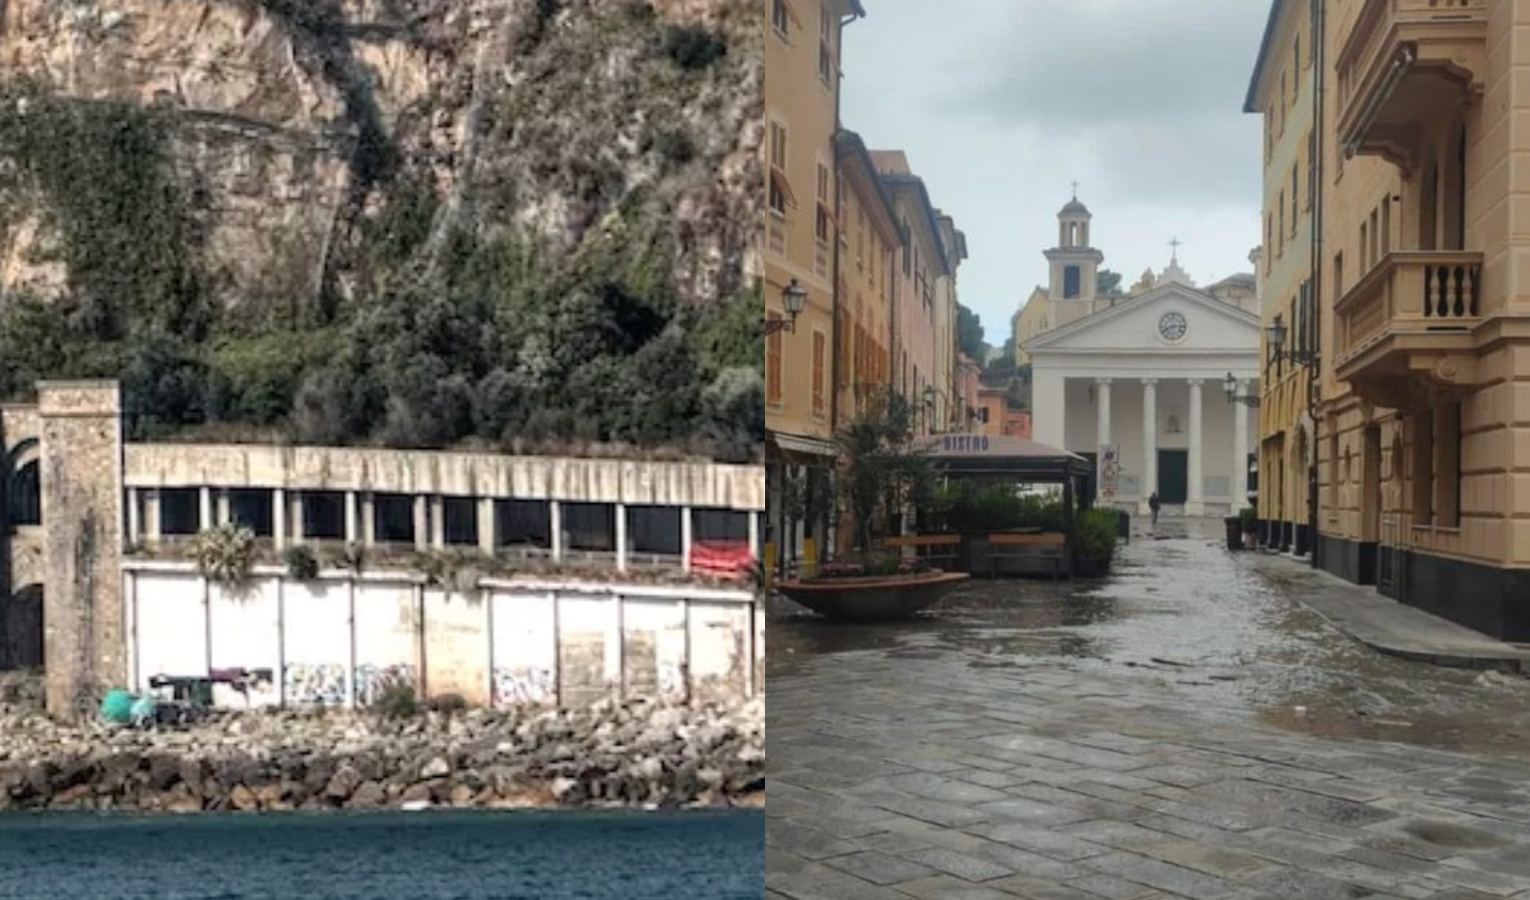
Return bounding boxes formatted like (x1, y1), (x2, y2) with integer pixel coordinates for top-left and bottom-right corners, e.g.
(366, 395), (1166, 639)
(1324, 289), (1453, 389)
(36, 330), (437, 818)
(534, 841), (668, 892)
(0, 0), (760, 311)
(0, 0), (763, 455)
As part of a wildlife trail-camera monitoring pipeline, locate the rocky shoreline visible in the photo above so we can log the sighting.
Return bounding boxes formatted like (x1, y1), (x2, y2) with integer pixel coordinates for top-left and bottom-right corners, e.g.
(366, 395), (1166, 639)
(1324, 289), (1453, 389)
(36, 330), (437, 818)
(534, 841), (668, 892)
(0, 697), (763, 814)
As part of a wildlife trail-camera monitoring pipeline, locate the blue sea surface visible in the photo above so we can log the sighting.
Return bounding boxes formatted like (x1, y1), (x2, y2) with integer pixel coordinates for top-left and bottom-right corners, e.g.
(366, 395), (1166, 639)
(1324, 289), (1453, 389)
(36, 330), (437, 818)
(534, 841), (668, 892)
(0, 809), (763, 899)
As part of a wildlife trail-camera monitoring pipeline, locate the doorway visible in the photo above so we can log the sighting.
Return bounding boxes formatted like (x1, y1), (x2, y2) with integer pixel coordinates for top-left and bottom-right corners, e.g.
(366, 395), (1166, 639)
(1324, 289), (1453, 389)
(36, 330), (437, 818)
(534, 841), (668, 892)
(1078, 452), (1098, 508)
(1157, 449), (1189, 505)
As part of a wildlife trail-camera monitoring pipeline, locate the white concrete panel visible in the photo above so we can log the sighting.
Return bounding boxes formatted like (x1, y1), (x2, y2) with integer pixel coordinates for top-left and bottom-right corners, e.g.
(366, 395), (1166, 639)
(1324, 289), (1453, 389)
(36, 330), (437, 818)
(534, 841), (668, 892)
(489, 588), (557, 707)
(133, 573), (206, 689)
(282, 578), (351, 707)
(207, 577), (280, 708)
(422, 588), (490, 705)
(353, 581), (419, 706)
(558, 592), (616, 700)
(689, 601), (745, 695)
(622, 597), (687, 699)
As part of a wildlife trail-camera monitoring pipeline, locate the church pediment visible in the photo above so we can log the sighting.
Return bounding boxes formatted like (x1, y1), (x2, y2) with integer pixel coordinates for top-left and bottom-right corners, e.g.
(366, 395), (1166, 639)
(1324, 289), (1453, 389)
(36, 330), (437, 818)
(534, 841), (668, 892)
(1022, 283), (1260, 355)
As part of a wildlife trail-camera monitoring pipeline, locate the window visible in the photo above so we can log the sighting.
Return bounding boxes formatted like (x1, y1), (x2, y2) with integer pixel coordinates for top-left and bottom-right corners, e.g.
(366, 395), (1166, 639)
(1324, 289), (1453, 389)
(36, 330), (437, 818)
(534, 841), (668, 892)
(1293, 34), (1301, 78)
(1265, 213), (1273, 274)
(978, 407), (990, 424)
(1290, 165), (1299, 234)
(811, 331), (826, 417)
(768, 121), (790, 216)
(1277, 191), (1285, 256)
(1279, 71), (1287, 134)
(766, 315), (783, 404)
(814, 163), (830, 243)
(1063, 265), (1081, 299)
(1334, 251), (1345, 299)
(771, 0), (790, 37)
(818, 5), (834, 83)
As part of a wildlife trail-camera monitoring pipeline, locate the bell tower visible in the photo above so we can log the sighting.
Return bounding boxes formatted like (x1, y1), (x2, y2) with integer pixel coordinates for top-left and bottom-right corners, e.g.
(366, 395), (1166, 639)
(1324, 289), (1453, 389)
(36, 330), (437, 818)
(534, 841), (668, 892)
(1045, 186), (1105, 303)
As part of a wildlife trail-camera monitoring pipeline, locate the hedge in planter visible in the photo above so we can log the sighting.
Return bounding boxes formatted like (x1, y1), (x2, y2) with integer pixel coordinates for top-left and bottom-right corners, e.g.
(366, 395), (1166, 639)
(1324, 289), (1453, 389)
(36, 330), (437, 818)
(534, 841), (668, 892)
(1072, 507), (1120, 575)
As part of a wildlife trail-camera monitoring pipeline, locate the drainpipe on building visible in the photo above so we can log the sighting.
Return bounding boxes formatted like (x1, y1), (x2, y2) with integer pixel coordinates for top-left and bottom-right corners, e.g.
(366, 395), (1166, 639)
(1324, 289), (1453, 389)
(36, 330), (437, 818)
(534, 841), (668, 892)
(825, 7), (863, 559)
(1307, 0), (1326, 570)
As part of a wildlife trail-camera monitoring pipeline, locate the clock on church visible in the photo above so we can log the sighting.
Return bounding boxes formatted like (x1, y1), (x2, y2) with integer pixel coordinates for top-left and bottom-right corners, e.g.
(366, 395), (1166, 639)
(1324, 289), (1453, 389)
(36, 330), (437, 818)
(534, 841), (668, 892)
(1158, 311), (1187, 342)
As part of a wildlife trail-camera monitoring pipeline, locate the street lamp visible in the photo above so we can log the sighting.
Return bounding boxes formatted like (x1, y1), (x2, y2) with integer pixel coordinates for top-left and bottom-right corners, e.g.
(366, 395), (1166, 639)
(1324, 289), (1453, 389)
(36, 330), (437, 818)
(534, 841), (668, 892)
(1224, 372), (1260, 407)
(1266, 315), (1317, 366)
(766, 279), (808, 335)
(922, 385), (937, 408)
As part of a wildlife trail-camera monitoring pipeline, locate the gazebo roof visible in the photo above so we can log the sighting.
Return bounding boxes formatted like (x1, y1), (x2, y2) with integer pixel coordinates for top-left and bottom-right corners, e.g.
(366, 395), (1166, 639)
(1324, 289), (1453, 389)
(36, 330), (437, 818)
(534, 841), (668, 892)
(926, 433), (1092, 480)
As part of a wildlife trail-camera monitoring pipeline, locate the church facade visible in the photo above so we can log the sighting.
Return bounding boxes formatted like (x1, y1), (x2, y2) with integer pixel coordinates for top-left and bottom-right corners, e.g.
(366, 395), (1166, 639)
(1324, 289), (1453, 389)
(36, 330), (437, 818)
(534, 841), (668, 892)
(1019, 196), (1263, 516)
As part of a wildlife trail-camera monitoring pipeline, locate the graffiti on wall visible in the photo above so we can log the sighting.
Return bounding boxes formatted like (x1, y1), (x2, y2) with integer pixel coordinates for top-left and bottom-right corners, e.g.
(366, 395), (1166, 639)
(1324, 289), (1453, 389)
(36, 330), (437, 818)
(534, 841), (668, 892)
(492, 667), (556, 707)
(283, 663), (347, 707)
(354, 663), (415, 707)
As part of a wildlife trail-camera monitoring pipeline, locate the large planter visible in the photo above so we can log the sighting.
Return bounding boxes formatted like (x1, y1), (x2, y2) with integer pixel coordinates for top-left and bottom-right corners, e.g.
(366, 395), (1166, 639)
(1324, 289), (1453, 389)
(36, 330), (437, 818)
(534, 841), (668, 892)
(1072, 557), (1110, 578)
(1224, 516), (1244, 551)
(774, 571), (971, 622)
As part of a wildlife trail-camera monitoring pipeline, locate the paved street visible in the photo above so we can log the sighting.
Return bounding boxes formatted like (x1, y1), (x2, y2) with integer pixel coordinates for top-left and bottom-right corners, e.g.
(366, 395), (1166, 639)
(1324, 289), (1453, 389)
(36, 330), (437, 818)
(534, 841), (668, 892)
(767, 521), (1530, 899)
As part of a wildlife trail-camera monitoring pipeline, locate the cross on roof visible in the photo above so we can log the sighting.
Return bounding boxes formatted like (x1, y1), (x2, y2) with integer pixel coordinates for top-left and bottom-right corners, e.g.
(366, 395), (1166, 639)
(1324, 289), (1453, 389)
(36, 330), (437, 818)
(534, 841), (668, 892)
(1070, 181), (1079, 200)
(1169, 236), (1183, 261)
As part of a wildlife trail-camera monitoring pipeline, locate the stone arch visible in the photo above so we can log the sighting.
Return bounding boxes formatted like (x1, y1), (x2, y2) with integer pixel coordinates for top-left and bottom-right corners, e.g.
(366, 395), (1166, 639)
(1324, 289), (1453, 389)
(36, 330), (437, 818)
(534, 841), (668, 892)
(4, 437), (39, 529)
(0, 583), (43, 670)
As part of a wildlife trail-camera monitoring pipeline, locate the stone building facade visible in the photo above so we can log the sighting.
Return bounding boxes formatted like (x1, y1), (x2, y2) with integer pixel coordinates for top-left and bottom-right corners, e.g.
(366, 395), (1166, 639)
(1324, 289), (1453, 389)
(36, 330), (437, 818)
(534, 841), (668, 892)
(0, 382), (765, 716)
(1252, 0), (1530, 640)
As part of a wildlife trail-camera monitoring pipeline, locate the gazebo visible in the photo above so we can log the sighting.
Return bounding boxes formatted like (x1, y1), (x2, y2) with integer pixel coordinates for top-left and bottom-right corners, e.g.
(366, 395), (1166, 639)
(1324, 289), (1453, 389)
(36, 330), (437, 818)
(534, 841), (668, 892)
(894, 433), (1096, 578)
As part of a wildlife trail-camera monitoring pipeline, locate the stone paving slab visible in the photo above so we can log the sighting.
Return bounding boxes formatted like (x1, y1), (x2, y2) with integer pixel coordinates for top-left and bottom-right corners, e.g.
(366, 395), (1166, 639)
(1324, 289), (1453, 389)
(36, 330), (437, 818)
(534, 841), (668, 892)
(768, 648), (1530, 900)
(1246, 552), (1530, 670)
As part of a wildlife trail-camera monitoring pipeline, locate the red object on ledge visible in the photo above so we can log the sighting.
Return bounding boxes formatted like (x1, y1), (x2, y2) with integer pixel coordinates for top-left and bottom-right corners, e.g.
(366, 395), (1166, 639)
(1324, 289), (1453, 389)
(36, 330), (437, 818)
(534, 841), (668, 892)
(690, 541), (754, 580)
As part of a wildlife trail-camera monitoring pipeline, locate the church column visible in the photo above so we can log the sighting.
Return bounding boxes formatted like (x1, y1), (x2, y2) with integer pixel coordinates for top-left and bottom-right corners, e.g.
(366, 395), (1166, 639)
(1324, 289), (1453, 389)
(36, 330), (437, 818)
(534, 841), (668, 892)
(1234, 380), (1250, 506)
(1095, 378), (1112, 449)
(1141, 378), (1158, 510)
(1033, 370), (1067, 450)
(1187, 380), (1204, 516)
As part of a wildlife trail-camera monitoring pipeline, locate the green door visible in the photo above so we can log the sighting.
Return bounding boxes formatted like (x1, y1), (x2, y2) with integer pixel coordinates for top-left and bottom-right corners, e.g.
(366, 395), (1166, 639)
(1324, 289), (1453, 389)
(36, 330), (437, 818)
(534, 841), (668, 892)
(1157, 450), (1189, 505)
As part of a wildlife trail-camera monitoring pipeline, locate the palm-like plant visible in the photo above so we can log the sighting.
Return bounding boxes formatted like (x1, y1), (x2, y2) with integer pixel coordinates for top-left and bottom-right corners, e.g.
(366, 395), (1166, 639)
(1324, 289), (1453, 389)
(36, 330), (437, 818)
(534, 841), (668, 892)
(835, 387), (938, 553)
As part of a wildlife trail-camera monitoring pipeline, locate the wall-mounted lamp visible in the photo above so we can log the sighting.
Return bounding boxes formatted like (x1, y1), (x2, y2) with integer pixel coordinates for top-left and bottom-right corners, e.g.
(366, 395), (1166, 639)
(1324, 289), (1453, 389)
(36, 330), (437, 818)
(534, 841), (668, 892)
(766, 279), (808, 335)
(1224, 372), (1260, 408)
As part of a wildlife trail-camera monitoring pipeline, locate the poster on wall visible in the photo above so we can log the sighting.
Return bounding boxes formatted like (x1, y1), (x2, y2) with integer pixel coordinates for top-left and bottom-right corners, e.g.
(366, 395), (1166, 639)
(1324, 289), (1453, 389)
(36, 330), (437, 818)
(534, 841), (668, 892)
(1098, 444), (1120, 504)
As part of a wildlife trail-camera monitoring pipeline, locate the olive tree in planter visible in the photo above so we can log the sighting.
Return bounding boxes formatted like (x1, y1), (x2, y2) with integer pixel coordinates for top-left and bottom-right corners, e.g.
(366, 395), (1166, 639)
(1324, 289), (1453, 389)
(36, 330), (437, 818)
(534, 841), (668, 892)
(1071, 508), (1120, 577)
(836, 387), (938, 554)
(190, 523), (258, 599)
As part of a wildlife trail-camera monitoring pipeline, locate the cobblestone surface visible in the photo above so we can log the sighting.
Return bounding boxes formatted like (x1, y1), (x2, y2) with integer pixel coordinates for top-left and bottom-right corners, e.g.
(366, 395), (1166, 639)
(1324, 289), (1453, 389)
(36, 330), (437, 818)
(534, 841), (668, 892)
(767, 521), (1530, 899)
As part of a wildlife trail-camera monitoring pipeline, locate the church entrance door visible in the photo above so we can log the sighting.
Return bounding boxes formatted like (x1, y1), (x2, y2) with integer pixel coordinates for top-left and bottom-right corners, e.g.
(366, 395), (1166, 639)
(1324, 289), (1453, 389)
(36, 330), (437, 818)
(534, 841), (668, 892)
(1157, 449), (1189, 505)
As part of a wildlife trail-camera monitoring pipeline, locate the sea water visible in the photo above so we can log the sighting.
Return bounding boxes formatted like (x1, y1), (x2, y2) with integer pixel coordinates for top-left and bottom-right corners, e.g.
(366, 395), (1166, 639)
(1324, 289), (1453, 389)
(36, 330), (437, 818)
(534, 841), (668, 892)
(0, 809), (763, 899)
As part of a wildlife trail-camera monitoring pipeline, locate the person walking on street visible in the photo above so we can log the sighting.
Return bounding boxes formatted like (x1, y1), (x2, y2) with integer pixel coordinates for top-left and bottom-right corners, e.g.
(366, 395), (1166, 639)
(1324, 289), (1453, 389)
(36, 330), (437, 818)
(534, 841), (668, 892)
(1148, 491), (1161, 526)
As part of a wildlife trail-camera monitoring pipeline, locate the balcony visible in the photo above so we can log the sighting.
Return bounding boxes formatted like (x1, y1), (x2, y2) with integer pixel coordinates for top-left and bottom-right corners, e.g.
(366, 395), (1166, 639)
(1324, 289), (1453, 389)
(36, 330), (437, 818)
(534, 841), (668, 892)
(1336, 0), (1487, 171)
(1333, 251), (1482, 406)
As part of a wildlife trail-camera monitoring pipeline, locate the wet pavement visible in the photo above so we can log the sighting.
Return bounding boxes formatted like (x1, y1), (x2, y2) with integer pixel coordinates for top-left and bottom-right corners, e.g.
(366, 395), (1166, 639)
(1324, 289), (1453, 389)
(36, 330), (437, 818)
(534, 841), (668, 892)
(767, 519), (1530, 899)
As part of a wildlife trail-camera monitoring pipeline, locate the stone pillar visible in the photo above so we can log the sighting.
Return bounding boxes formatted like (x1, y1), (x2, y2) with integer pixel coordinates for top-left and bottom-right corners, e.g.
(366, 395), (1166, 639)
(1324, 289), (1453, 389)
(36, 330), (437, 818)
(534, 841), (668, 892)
(144, 489), (162, 543)
(429, 496), (445, 549)
(1187, 379), (1204, 516)
(1235, 382), (1250, 506)
(361, 493), (377, 545)
(289, 492), (305, 543)
(477, 498), (496, 554)
(1095, 378), (1112, 449)
(1141, 378), (1158, 511)
(344, 491), (359, 544)
(615, 502), (628, 572)
(126, 488), (141, 547)
(1032, 370), (1067, 450)
(38, 381), (126, 719)
(272, 488), (287, 550)
(681, 505), (694, 573)
(549, 500), (563, 563)
(199, 486), (213, 531)
(748, 511), (760, 559)
(215, 490), (230, 527)
(413, 496), (429, 550)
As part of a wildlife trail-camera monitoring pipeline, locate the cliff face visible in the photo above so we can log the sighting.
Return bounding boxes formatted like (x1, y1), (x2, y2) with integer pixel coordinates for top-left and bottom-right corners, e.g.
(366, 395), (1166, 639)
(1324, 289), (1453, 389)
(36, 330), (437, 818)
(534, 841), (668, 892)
(0, 0), (761, 313)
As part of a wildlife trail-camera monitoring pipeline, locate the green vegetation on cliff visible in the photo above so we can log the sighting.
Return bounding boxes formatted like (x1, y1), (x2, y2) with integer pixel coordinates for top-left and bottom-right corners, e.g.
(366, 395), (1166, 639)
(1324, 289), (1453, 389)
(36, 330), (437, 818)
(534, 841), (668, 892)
(0, 2), (762, 461)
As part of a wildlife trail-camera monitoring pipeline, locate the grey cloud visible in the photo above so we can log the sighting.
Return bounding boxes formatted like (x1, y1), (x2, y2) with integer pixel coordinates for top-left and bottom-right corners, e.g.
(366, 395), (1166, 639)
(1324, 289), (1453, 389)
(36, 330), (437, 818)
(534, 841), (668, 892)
(940, 0), (1269, 126)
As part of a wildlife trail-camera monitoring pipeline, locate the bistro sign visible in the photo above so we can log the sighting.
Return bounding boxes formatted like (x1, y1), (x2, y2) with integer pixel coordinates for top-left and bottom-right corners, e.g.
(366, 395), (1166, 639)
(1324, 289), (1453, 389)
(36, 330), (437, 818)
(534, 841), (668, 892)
(941, 434), (991, 453)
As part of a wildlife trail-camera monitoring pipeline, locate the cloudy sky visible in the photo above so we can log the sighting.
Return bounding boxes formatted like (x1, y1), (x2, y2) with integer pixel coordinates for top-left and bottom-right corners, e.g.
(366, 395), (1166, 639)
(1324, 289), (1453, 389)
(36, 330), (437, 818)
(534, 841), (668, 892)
(841, 1), (1270, 347)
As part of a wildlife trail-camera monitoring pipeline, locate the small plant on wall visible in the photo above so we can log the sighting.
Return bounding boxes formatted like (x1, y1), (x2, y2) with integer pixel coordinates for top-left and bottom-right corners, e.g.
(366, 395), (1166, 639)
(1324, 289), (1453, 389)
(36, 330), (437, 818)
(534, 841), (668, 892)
(190, 523), (256, 590)
(283, 544), (320, 582)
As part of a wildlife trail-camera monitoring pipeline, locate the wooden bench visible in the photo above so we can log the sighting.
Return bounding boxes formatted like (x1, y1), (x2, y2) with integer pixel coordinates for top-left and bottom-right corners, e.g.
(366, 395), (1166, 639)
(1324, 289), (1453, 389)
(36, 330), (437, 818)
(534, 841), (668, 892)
(882, 534), (962, 571)
(988, 532), (1068, 580)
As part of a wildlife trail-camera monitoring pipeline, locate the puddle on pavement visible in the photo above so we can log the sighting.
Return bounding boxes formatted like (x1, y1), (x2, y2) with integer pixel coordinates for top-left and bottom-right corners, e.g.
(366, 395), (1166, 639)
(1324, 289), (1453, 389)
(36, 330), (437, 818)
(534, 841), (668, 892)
(769, 529), (1530, 761)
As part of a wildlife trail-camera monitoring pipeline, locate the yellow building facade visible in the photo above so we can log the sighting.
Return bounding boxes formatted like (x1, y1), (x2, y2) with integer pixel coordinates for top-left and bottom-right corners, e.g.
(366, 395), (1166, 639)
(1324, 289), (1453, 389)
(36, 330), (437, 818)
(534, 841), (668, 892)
(1246, 0), (1318, 556)
(833, 129), (900, 423)
(763, 0), (864, 576)
(1292, 0), (1530, 640)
